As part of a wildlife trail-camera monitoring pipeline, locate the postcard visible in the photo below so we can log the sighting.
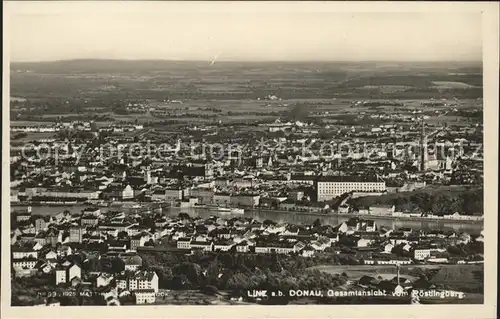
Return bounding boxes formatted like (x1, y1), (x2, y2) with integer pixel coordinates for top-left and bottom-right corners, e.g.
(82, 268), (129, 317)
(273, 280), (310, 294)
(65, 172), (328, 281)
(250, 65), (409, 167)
(2, 1), (498, 319)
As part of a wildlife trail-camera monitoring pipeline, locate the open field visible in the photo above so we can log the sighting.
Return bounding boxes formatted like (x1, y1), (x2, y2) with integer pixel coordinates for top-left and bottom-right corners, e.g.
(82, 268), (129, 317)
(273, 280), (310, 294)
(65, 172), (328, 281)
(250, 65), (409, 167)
(153, 290), (249, 305)
(307, 264), (431, 280)
(11, 121), (53, 126)
(310, 264), (483, 293)
(10, 96), (482, 128)
(358, 85), (414, 93)
(432, 81), (477, 89)
(419, 295), (483, 304)
(11, 60), (482, 101)
(11, 120), (113, 127)
(347, 185), (483, 216)
(10, 132), (56, 143)
(9, 60), (483, 128)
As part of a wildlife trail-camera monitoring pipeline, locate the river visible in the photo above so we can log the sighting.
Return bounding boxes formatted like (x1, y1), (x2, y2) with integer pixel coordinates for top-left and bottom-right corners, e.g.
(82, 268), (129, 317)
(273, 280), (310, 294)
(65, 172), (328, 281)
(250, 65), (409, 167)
(11, 204), (483, 235)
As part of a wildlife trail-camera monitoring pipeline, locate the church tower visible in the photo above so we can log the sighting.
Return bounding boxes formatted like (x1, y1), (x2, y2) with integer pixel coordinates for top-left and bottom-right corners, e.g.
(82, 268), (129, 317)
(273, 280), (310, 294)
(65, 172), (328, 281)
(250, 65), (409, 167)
(420, 120), (428, 171)
(144, 166), (152, 184)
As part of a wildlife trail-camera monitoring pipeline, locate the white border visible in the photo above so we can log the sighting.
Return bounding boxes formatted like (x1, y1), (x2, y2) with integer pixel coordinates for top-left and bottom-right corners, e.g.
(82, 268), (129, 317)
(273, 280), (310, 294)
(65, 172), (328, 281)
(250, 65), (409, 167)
(2, 2), (498, 319)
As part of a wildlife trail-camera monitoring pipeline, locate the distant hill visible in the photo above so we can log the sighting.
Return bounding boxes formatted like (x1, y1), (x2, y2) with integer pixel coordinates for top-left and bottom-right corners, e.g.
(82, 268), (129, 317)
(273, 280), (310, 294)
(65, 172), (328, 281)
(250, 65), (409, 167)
(9, 59), (483, 100)
(11, 59), (219, 73)
(10, 59), (482, 74)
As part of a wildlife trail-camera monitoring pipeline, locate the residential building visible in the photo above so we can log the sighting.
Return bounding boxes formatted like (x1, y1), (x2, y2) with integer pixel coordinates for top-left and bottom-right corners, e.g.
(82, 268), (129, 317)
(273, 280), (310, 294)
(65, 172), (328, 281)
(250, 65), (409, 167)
(230, 194), (260, 207)
(177, 237), (192, 250)
(369, 205), (395, 216)
(12, 244), (38, 259)
(35, 218), (47, 232)
(123, 255), (143, 272)
(135, 289), (156, 304)
(165, 188), (183, 202)
(413, 247), (432, 261)
(128, 271), (159, 293)
(213, 240), (234, 251)
(16, 212), (31, 222)
(190, 241), (214, 252)
(34, 233), (47, 246)
(288, 190), (304, 201)
(55, 263), (81, 284)
(46, 228), (59, 247)
(69, 227), (83, 243)
(130, 233), (149, 251)
(122, 185), (135, 200)
(96, 273), (114, 287)
(213, 193), (231, 206)
(81, 215), (99, 226)
(235, 241), (250, 253)
(190, 188), (214, 205)
(13, 257), (38, 269)
(151, 190), (166, 201)
(45, 250), (58, 260)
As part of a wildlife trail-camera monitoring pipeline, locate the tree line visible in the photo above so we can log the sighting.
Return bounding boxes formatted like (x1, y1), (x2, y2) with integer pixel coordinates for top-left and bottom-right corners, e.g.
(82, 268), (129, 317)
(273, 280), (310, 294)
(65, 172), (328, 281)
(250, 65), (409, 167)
(349, 187), (483, 216)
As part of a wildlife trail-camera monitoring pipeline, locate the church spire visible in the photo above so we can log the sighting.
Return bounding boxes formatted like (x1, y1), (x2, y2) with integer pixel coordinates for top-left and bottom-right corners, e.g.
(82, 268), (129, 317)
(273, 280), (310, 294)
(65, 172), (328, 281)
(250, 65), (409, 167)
(420, 119), (428, 171)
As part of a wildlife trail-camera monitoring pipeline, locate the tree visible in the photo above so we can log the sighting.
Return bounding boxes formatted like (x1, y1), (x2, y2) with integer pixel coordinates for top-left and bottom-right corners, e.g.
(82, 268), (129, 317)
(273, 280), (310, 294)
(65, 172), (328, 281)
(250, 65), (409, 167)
(117, 231), (129, 240)
(262, 219), (277, 227)
(142, 216), (155, 229)
(150, 266), (173, 288)
(447, 245), (466, 257)
(171, 274), (191, 290)
(205, 260), (221, 285)
(173, 262), (202, 287)
(101, 257), (125, 273)
(289, 104), (309, 121)
(119, 293), (136, 305)
(201, 285), (220, 295)
(269, 130), (285, 138)
(312, 218), (322, 228)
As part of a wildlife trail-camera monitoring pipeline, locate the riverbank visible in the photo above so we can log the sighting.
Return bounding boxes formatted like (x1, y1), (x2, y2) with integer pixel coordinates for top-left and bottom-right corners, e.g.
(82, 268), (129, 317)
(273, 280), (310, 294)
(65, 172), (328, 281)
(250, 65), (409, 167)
(12, 202), (483, 225)
(11, 203), (483, 235)
(12, 201), (84, 207)
(250, 208), (483, 225)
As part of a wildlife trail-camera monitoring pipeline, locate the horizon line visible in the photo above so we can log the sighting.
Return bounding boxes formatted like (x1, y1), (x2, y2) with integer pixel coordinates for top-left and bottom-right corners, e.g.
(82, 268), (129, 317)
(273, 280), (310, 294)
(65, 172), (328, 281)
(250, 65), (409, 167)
(10, 58), (483, 64)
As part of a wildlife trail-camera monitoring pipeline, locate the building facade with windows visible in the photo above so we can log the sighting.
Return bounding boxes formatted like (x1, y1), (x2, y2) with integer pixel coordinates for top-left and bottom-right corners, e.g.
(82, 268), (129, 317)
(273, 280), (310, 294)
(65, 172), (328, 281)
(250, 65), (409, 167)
(135, 289), (156, 304)
(315, 176), (386, 201)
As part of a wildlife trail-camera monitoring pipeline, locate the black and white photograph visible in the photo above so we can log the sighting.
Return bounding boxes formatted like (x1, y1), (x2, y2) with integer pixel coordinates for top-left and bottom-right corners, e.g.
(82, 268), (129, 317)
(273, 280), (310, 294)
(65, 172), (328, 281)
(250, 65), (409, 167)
(2, 1), (498, 318)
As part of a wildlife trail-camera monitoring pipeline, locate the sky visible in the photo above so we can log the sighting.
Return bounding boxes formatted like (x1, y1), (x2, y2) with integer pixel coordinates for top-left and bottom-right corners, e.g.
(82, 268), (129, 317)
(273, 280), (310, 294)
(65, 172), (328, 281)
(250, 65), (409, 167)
(6, 2), (483, 62)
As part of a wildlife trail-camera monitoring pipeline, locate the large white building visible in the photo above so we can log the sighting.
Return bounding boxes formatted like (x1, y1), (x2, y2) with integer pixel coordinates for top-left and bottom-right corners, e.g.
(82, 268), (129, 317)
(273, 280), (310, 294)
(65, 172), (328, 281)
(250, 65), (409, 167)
(128, 270), (159, 293)
(12, 248), (38, 260)
(413, 247), (433, 261)
(13, 258), (37, 269)
(315, 176), (386, 201)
